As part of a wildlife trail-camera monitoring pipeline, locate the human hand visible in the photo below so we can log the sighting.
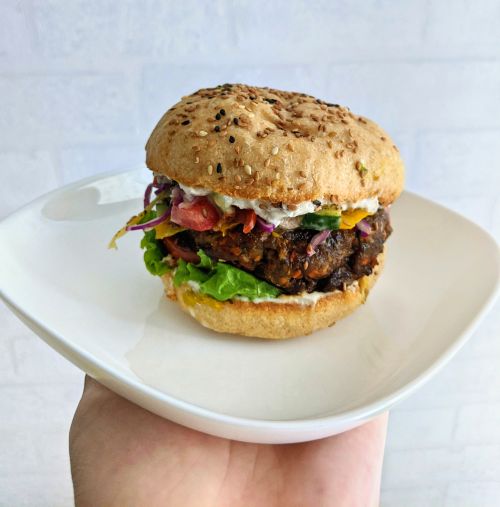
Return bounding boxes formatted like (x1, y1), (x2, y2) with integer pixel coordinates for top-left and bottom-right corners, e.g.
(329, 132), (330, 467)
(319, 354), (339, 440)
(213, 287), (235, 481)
(70, 376), (387, 507)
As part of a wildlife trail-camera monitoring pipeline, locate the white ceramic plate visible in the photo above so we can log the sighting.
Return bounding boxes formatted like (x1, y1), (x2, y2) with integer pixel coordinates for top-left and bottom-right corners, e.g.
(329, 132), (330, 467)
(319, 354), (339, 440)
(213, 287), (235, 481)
(1, 169), (499, 443)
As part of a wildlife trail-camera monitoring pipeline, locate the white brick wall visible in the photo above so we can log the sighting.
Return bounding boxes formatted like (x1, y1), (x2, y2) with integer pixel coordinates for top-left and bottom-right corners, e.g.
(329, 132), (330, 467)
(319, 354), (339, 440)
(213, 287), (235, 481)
(0, 150), (59, 217)
(445, 482), (500, 507)
(1, 1), (499, 505)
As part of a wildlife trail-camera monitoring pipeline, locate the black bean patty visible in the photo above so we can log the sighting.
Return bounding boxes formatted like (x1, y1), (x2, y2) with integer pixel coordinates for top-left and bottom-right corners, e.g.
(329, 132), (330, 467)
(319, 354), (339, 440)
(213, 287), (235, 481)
(165, 208), (391, 294)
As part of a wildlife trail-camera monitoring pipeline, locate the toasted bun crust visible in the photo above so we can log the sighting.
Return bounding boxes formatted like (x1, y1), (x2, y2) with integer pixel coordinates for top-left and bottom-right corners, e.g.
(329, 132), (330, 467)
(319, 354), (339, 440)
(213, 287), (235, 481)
(160, 252), (384, 339)
(146, 84), (404, 206)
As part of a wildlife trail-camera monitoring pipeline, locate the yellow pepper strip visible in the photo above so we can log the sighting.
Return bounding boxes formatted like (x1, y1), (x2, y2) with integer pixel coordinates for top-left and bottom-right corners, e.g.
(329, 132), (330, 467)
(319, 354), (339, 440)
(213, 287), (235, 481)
(215, 220), (239, 237)
(108, 191), (169, 249)
(182, 289), (222, 310)
(339, 209), (371, 229)
(154, 218), (186, 239)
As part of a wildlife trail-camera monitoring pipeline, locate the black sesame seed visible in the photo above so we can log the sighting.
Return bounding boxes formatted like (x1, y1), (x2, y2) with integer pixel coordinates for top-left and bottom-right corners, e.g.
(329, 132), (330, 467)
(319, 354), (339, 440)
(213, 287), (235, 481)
(215, 113), (221, 120)
(214, 126), (220, 132)
(229, 136), (235, 143)
(326, 103), (340, 108)
(220, 109), (226, 116)
(181, 119), (190, 125)
(233, 117), (239, 125)
(216, 163), (222, 173)
(264, 97), (277, 104)
(313, 200), (321, 206)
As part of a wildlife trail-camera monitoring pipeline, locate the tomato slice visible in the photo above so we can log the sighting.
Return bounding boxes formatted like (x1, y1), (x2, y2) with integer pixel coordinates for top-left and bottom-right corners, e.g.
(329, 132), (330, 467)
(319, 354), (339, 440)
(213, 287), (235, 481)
(171, 197), (220, 231)
(236, 209), (257, 234)
(163, 237), (200, 264)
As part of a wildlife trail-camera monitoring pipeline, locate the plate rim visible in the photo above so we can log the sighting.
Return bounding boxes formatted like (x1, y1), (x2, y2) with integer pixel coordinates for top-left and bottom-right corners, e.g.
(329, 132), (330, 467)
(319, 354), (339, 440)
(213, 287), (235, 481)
(1, 169), (499, 434)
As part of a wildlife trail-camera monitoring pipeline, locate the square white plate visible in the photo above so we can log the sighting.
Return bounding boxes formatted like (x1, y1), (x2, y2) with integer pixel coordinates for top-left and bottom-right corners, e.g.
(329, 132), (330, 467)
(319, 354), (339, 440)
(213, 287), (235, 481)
(1, 168), (499, 443)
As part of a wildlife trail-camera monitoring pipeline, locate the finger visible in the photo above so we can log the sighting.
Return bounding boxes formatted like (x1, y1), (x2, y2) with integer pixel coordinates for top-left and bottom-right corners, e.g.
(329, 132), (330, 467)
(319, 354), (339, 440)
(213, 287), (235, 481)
(366, 411), (389, 434)
(81, 375), (114, 402)
(83, 374), (97, 391)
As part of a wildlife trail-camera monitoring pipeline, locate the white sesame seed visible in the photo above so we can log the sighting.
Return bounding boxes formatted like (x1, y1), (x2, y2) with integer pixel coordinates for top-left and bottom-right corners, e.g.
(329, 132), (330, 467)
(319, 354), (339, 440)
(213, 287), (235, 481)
(244, 164), (252, 175)
(207, 164), (213, 175)
(199, 130), (208, 137)
(271, 146), (279, 156)
(248, 112), (255, 118)
(194, 156), (199, 164)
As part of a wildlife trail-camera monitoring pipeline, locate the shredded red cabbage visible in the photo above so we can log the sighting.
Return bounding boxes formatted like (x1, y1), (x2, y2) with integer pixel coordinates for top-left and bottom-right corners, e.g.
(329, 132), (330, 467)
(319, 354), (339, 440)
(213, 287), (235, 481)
(356, 219), (371, 237)
(171, 186), (183, 206)
(256, 216), (275, 233)
(143, 183), (154, 208)
(307, 230), (331, 256)
(154, 182), (172, 195)
(126, 208), (171, 231)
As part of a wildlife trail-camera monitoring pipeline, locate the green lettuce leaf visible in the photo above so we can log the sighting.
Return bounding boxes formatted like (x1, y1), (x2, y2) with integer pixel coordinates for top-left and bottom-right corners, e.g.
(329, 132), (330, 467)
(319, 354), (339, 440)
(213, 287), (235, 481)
(140, 229), (170, 276)
(138, 209), (157, 224)
(197, 249), (214, 270)
(173, 249), (281, 301)
(201, 263), (281, 301)
(174, 258), (211, 285)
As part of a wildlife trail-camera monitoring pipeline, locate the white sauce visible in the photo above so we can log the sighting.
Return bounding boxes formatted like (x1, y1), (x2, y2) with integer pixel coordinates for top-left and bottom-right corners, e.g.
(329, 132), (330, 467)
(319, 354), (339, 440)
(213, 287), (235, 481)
(213, 194), (316, 226)
(239, 281), (360, 305)
(238, 291), (327, 305)
(178, 183), (379, 227)
(340, 198), (379, 214)
(186, 280), (202, 291)
(179, 183), (211, 197)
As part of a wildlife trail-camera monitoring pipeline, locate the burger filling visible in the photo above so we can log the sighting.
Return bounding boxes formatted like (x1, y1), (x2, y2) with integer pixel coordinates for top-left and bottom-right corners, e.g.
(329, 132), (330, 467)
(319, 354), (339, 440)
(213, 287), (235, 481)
(110, 176), (391, 301)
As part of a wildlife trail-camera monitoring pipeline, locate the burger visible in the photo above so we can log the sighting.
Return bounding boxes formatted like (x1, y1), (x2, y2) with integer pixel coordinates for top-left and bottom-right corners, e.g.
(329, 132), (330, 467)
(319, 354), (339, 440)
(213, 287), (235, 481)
(110, 84), (404, 339)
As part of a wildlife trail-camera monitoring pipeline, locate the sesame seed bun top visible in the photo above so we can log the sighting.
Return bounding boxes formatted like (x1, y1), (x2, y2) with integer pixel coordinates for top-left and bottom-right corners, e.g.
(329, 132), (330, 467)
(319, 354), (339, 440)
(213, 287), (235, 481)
(145, 84), (404, 205)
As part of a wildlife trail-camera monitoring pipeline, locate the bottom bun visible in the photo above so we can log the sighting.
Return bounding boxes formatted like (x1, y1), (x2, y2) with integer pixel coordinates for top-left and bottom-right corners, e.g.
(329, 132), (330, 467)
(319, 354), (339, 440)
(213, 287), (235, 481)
(161, 252), (384, 340)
